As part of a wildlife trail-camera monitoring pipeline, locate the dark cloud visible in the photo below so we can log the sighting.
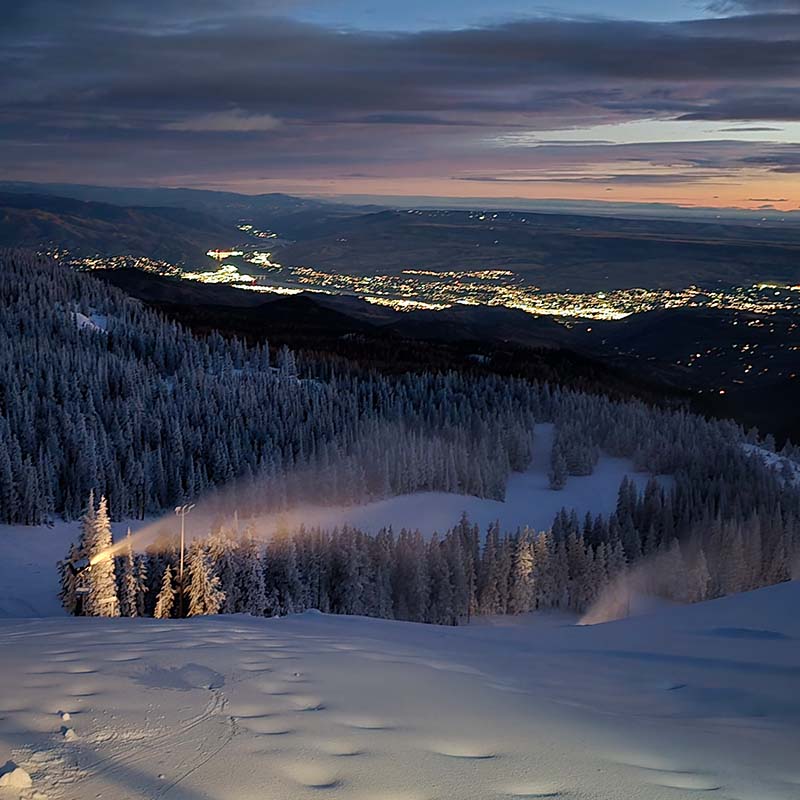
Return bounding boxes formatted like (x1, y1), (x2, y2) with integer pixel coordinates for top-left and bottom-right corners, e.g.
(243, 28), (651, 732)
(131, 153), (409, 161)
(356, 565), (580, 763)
(741, 149), (800, 171)
(0, 1), (798, 186)
(456, 172), (736, 185)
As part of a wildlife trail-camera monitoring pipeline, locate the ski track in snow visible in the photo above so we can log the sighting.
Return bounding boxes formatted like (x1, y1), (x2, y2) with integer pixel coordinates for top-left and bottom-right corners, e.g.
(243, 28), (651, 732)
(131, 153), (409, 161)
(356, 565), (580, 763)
(2, 584), (800, 799)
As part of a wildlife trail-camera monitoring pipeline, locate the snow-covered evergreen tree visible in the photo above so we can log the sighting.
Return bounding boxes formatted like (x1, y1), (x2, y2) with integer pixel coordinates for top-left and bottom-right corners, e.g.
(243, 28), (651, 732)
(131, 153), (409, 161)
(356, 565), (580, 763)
(187, 542), (225, 616)
(237, 532), (267, 616)
(135, 555), (149, 617)
(508, 531), (535, 614)
(119, 529), (138, 617)
(83, 496), (119, 617)
(153, 564), (176, 619)
(58, 543), (82, 615)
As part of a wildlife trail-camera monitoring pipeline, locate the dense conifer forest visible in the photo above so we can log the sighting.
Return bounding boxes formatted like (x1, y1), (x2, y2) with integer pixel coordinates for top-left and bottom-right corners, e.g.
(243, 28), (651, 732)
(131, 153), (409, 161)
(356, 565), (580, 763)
(0, 252), (797, 620)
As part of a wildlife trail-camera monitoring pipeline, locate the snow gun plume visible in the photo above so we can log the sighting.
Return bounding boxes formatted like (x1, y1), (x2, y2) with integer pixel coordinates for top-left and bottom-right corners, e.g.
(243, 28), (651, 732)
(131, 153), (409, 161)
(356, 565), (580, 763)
(579, 544), (710, 625)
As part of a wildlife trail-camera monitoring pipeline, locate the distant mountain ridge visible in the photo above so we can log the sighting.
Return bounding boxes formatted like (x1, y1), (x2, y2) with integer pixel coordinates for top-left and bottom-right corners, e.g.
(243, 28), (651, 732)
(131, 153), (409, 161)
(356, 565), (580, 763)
(0, 192), (235, 263)
(0, 182), (375, 237)
(4, 184), (800, 291)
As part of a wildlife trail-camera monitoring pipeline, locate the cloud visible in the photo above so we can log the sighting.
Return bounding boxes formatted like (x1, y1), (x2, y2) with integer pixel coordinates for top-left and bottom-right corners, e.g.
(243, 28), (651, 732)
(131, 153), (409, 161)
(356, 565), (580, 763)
(706, 1), (800, 12)
(740, 148), (800, 171)
(456, 171), (735, 185)
(0, 1), (798, 189)
(164, 109), (281, 132)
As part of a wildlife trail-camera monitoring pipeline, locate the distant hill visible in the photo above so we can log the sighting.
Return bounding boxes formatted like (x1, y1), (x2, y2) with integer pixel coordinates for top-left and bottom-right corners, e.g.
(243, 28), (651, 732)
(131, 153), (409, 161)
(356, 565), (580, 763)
(281, 208), (800, 291)
(0, 182), (374, 238)
(0, 192), (236, 263)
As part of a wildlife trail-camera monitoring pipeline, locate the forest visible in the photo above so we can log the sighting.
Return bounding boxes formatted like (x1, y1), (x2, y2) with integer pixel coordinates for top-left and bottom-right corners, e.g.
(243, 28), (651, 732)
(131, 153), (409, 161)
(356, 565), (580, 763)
(1, 251), (797, 621)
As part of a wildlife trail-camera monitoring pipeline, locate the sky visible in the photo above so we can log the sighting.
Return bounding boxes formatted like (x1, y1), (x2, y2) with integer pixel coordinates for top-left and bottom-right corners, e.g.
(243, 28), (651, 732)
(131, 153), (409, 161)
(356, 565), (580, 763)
(1, 0), (799, 210)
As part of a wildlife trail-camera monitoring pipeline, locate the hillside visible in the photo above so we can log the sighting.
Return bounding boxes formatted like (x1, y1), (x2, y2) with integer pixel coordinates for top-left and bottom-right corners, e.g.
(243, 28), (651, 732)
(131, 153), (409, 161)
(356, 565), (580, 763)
(0, 192), (236, 262)
(0, 182), (371, 237)
(90, 269), (800, 442)
(281, 208), (800, 292)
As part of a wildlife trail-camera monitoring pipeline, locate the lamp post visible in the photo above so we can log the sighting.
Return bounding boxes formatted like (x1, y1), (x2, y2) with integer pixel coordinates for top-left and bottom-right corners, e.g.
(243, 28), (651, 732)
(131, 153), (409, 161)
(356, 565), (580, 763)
(175, 503), (195, 616)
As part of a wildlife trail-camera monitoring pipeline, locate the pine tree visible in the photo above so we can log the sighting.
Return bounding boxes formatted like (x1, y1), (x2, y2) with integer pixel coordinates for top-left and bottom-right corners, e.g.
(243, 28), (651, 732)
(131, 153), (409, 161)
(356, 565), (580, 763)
(238, 535), (267, 616)
(427, 533), (455, 624)
(207, 527), (240, 614)
(549, 448), (568, 491)
(83, 495), (120, 617)
(533, 531), (555, 609)
(119, 529), (138, 617)
(478, 525), (502, 614)
(686, 548), (711, 603)
(58, 543), (82, 615)
(187, 542), (225, 616)
(135, 555), (149, 617)
(154, 564), (176, 619)
(508, 531), (535, 614)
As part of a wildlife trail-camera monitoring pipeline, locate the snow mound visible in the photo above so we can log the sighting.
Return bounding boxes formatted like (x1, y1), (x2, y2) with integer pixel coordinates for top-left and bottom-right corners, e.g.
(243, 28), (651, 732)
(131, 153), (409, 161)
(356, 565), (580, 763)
(61, 726), (79, 741)
(0, 763), (32, 789)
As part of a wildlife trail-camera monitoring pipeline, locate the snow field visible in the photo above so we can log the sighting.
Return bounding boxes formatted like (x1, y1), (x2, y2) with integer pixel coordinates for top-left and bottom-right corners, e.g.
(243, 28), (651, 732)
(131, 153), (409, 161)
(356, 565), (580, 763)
(1, 582), (800, 799)
(249, 424), (663, 538)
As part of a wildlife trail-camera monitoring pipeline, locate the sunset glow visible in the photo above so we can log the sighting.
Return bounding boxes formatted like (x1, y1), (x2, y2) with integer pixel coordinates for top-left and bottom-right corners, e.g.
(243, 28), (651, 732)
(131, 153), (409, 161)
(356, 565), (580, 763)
(1, 1), (798, 213)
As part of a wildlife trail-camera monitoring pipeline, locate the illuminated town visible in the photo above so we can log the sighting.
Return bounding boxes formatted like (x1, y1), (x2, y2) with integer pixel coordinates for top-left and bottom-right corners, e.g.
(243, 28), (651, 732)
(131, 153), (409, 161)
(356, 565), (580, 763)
(63, 245), (800, 323)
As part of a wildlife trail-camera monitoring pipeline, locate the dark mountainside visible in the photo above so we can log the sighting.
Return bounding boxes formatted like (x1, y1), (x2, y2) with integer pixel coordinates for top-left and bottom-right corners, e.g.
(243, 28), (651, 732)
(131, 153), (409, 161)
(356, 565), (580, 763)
(0, 192), (236, 263)
(0, 182), (373, 238)
(3, 187), (797, 442)
(94, 270), (800, 444)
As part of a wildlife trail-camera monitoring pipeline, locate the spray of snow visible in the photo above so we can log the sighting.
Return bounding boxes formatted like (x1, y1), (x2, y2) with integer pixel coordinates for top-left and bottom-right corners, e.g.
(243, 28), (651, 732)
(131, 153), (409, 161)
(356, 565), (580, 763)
(115, 424), (661, 554)
(579, 553), (679, 625)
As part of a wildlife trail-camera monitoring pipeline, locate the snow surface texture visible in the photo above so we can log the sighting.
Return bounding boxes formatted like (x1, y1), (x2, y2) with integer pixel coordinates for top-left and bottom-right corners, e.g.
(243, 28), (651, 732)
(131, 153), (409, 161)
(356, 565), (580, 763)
(1, 583), (799, 799)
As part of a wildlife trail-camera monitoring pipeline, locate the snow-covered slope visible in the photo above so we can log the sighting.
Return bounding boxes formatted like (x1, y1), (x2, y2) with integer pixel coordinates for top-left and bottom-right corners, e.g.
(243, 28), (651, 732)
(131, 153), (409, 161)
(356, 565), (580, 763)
(0, 519), (148, 618)
(252, 424), (663, 537)
(0, 425), (661, 618)
(1, 583), (799, 799)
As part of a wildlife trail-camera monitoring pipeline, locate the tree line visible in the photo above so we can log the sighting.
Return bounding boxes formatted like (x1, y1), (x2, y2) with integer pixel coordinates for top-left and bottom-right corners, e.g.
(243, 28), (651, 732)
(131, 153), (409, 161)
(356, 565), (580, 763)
(61, 484), (798, 623)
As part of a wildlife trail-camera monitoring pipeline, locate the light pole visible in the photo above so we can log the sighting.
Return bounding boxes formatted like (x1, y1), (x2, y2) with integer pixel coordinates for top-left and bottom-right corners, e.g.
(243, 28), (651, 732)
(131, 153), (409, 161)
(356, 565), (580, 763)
(175, 503), (195, 616)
